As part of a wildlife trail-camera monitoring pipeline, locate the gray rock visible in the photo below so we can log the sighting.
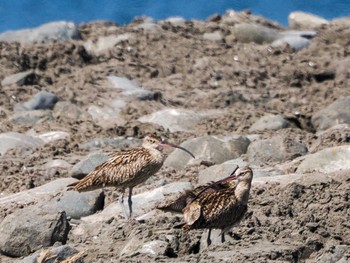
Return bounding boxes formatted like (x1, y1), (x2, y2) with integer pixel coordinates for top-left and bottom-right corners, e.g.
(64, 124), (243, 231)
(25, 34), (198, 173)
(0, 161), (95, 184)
(107, 76), (155, 100)
(249, 114), (289, 133)
(312, 97), (350, 131)
(318, 245), (349, 263)
(87, 101), (126, 128)
(247, 136), (308, 165)
(70, 152), (110, 179)
(44, 189), (105, 219)
(288, 12), (329, 30)
(19, 245), (79, 263)
(53, 101), (87, 121)
(1, 70), (38, 86)
(0, 206), (69, 257)
(203, 31), (224, 42)
(297, 146), (350, 174)
(271, 35), (310, 51)
(164, 135), (251, 170)
(80, 136), (140, 150)
(84, 33), (134, 55)
(139, 108), (205, 132)
(0, 21), (81, 44)
(35, 131), (71, 144)
(81, 182), (192, 221)
(0, 132), (44, 155)
(17, 91), (59, 111)
(10, 110), (53, 124)
(233, 23), (279, 44)
(140, 240), (169, 257)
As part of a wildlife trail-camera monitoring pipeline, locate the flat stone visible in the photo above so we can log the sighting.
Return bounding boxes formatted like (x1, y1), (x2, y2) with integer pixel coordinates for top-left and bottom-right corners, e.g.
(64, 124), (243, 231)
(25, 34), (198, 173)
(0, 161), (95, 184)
(0, 206), (69, 257)
(164, 135), (250, 170)
(296, 146), (350, 174)
(312, 97), (350, 131)
(203, 31), (224, 42)
(0, 132), (44, 156)
(247, 135), (308, 165)
(139, 108), (205, 132)
(19, 245), (79, 263)
(10, 110), (53, 124)
(53, 101), (87, 122)
(140, 240), (168, 257)
(233, 23), (279, 44)
(34, 131), (71, 144)
(70, 152), (110, 179)
(271, 35), (310, 51)
(80, 137), (140, 150)
(288, 12), (329, 30)
(249, 114), (289, 133)
(0, 21), (81, 44)
(1, 70), (38, 86)
(17, 91), (59, 111)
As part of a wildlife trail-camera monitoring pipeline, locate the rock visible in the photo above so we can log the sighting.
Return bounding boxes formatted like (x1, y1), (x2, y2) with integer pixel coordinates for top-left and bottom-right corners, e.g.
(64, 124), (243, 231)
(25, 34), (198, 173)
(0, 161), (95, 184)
(53, 101), (87, 122)
(288, 12), (329, 30)
(0, 21), (81, 44)
(164, 135), (250, 170)
(84, 33), (134, 55)
(81, 182), (192, 221)
(120, 236), (143, 258)
(19, 245), (79, 263)
(34, 131), (71, 144)
(10, 110), (53, 124)
(203, 31), (224, 42)
(139, 108), (205, 132)
(0, 206), (69, 257)
(164, 16), (185, 25)
(87, 100), (126, 128)
(70, 152), (110, 179)
(107, 76), (155, 100)
(0, 132), (44, 155)
(233, 23), (279, 44)
(311, 97), (350, 131)
(80, 136), (140, 150)
(1, 70), (39, 86)
(335, 57), (350, 79)
(318, 245), (349, 263)
(296, 146), (350, 174)
(271, 35), (310, 51)
(140, 240), (169, 257)
(249, 114), (289, 133)
(45, 159), (72, 172)
(247, 136), (308, 165)
(134, 21), (161, 32)
(16, 91), (59, 111)
(44, 189), (105, 219)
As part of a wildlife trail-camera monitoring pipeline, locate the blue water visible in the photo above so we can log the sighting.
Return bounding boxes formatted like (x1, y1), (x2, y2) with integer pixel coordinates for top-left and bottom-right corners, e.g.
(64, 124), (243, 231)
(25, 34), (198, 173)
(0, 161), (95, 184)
(0, 0), (349, 33)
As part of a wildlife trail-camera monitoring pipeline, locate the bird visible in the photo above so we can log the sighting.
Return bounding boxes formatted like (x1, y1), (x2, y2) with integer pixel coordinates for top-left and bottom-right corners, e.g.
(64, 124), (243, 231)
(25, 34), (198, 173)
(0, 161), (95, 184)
(158, 166), (253, 246)
(67, 135), (195, 218)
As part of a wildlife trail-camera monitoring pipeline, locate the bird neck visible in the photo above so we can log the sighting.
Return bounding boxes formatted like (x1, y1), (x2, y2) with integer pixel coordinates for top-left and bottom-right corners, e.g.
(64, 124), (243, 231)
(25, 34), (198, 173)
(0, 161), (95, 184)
(147, 146), (166, 163)
(234, 181), (251, 205)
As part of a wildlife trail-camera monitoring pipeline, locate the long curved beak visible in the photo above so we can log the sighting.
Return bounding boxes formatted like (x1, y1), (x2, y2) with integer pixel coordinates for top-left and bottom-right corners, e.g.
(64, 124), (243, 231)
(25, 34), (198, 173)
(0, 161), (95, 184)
(160, 140), (195, 158)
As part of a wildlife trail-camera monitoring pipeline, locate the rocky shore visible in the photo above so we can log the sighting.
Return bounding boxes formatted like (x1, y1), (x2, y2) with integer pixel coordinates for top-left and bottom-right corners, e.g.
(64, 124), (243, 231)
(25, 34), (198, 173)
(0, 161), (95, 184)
(0, 10), (349, 262)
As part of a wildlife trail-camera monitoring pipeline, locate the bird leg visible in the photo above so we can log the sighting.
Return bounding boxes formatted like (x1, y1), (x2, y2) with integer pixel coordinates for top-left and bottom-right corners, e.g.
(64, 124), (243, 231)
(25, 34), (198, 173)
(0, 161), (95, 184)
(119, 188), (129, 219)
(221, 232), (225, 243)
(128, 187), (133, 219)
(207, 229), (212, 246)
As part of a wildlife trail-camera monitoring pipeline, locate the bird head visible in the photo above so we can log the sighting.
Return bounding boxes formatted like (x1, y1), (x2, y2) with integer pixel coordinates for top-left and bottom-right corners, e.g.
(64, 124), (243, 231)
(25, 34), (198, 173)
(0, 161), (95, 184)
(143, 135), (195, 158)
(234, 166), (253, 183)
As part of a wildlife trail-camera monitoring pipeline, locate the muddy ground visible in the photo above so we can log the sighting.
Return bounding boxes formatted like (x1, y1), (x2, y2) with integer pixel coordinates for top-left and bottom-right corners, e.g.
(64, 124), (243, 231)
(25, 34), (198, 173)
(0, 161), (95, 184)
(0, 11), (349, 262)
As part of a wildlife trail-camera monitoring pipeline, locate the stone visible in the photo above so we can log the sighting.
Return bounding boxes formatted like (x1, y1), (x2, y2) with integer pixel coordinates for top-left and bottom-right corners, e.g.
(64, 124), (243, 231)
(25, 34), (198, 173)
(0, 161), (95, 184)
(312, 97), (350, 131)
(288, 12), (329, 30)
(233, 23), (279, 44)
(249, 114), (289, 133)
(140, 240), (168, 257)
(247, 136), (308, 165)
(10, 110), (53, 124)
(0, 132), (44, 155)
(80, 136), (140, 150)
(70, 152), (109, 179)
(53, 101), (87, 122)
(203, 31), (224, 42)
(16, 91), (59, 111)
(335, 57), (350, 79)
(296, 146), (350, 174)
(35, 131), (71, 144)
(164, 135), (251, 170)
(44, 159), (72, 170)
(139, 108), (205, 132)
(164, 16), (185, 25)
(84, 33), (133, 55)
(1, 70), (39, 86)
(87, 101), (126, 128)
(0, 206), (69, 257)
(107, 76), (155, 100)
(81, 182), (192, 221)
(318, 245), (349, 263)
(0, 21), (81, 44)
(134, 22), (161, 32)
(271, 35), (310, 51)
(19, 245), (79, 263)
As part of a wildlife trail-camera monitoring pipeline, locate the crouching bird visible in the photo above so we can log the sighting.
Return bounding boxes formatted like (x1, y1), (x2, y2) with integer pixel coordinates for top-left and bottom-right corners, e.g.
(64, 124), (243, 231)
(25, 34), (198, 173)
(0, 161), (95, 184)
(67, 135), (195, 218)
(158, 166), (253, 246)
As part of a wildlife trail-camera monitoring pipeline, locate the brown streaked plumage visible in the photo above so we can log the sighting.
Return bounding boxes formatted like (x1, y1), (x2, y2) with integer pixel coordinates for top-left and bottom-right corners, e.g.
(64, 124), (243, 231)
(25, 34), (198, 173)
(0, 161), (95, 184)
(159, 166), (253, 246)
(67, 135), (195, 218)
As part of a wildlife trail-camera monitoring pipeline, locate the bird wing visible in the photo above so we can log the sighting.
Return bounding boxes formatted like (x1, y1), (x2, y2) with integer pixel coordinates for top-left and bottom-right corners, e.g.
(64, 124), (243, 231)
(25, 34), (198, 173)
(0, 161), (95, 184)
(69, 147), (159, 191)
(183, 201), (202, 226)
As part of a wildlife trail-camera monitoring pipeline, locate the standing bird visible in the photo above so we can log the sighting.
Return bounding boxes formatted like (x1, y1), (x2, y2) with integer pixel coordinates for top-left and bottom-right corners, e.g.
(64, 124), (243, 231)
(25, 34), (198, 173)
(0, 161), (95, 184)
(158, 166), (253, 246)
(67, 135), (195, 218)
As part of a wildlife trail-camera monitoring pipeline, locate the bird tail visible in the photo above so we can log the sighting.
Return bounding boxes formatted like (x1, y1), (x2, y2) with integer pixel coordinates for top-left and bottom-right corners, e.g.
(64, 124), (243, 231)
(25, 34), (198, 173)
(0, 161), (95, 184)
(66, 181), (78, 191)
